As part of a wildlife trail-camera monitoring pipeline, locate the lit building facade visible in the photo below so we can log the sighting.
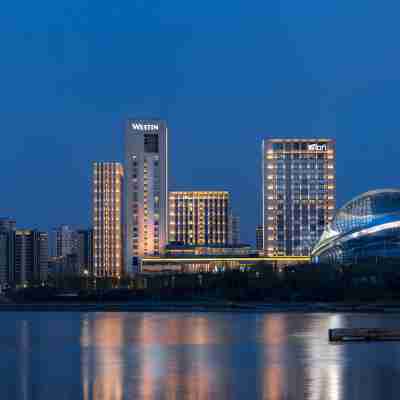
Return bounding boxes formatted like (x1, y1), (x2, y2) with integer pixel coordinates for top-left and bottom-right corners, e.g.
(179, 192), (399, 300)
(93, 162), (123, 278)
(125, 119), (168, 274)
(169, 191), (229, 246)
(262, 138), (336, 256)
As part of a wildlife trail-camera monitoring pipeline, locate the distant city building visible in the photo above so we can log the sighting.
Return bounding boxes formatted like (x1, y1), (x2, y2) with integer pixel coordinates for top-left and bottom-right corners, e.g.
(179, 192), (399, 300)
(262, 138), (336, 256)
(48, 254), (80, 280)
(124, 119), (168, 274)
(256, 225), (263, 250)
(0, 218), (16, 287)
(92, 162), (123, 278)
(0, 217), (16, 232)
(169, 191), (229, 245)
(49, 227), (92, 276)
(14, 230), (48, 285)
(228, 213), (240, 246)
(50, 225), (77, 257)
(75, 229), (93, 274)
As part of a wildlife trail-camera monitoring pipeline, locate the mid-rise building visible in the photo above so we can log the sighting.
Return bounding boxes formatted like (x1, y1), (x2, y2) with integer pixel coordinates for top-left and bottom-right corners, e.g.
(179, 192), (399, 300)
(92, 162), (123, 278)
(256, 225), (263, 250)
(262, 138), (336, 256)
(169, 191), (229, 245)
(124, 119), (168, 274)
(50, 225), (77, 257)
(14, 230), (48, 285)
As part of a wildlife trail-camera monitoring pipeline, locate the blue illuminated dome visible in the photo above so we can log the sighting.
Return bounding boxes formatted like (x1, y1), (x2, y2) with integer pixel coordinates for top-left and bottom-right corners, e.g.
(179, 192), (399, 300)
(312, 189), (400, 263)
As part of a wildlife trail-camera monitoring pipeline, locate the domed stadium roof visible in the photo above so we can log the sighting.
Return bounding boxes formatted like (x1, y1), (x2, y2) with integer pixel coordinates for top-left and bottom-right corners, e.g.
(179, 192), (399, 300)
(331, 189), (400, 235)
(312, 189), (400, 262)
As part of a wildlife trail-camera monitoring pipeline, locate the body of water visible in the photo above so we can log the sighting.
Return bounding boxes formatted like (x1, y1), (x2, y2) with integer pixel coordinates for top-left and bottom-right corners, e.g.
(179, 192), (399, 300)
(1, 312), (400, 399)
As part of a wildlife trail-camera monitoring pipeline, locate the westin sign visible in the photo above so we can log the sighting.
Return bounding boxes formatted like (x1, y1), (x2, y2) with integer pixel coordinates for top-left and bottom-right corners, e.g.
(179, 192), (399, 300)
(131, 123), (159, 131)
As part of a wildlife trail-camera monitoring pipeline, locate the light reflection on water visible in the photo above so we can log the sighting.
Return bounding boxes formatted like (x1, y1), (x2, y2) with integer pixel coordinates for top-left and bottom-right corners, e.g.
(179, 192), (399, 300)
(2, 312), (400, 399)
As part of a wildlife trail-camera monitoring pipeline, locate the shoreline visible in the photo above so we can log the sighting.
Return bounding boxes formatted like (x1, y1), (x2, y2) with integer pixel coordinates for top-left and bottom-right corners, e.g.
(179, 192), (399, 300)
(1, 302), (400, 313)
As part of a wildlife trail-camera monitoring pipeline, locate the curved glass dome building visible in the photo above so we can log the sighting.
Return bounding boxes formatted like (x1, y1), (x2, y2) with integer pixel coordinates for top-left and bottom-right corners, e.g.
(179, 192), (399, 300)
(312, 189), (400, 263)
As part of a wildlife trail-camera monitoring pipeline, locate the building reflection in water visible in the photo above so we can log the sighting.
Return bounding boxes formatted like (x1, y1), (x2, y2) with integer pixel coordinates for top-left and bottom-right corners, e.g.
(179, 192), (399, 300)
(5, 312), (400, 400)
(255, 313), (345, 400)
(302, 314), (343, 400)
(135, 314), (222, 400)
(81, 313), (233, 400)
(17, 320), (30, 400)
(11, 314), (83, 400)
(80, 312), (345, 400)
(77, 312), (400, 400)
(259, 314), (287, 400)
(81, 313), (124, 400)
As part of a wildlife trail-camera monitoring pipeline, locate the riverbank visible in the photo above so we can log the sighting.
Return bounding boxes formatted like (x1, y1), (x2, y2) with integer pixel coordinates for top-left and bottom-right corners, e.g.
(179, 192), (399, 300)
(2, 301), (400, 313)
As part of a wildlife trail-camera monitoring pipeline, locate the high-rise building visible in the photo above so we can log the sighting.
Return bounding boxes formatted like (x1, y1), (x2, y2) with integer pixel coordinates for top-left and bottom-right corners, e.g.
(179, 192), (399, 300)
(14, 230), (48, 285)
(256, 225), (263, 250)
(0, 218), (16, 288)
(76, 229), (93, 274)
(262, 138), (336, 256)
(50, 225), (77, 257)
(124, 119), (168, 274)
(169, 191), (229, 245)
(228, 213), (240, 245)
(92, 162), (123, 278)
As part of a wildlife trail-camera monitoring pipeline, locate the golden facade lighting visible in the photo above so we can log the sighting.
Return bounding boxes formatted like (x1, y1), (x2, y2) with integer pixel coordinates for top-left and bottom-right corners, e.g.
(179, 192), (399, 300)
(92, 162), (123, 278)
(169, 191), (229, 246)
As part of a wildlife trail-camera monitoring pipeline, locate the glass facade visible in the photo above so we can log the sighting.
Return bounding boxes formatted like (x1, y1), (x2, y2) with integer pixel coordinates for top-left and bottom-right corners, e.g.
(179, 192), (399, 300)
(262, 138), (336, 256)
(312, 189), (400, 263)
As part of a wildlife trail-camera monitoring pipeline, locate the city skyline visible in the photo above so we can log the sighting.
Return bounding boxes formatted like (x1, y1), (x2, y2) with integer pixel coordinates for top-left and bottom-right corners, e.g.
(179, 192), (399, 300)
(2, 3), (400, 399)
(1, 124), (398, 246)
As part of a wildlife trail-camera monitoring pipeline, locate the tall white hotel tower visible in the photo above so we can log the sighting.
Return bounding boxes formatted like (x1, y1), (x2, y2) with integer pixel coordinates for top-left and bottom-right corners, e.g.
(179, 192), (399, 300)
(124, 119), (168, 274)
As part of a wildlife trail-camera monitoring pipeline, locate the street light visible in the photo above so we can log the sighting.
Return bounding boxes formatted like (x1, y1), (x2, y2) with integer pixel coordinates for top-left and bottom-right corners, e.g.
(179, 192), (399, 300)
(83, 269), (89, 290)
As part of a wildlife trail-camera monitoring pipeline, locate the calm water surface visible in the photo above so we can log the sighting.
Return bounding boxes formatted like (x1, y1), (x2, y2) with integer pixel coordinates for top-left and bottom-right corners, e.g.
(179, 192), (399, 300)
(1, 312), (400, 399)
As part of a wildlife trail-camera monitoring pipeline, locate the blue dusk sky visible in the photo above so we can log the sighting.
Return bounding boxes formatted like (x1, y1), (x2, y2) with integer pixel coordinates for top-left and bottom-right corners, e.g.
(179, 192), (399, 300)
(1, 1), (400, 244)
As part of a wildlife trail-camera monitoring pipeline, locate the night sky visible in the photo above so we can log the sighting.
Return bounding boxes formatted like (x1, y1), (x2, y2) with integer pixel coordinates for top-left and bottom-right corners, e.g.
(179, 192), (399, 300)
(1, 1), (400, 244)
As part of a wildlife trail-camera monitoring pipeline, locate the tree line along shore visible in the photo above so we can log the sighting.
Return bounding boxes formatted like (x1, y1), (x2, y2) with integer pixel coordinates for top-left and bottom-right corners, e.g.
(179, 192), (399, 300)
(3, 258), (400, 306)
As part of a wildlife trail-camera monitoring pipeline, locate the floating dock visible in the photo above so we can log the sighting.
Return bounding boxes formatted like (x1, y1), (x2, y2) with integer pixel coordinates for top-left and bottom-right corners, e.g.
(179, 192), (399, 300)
(329, 328), (400, 342)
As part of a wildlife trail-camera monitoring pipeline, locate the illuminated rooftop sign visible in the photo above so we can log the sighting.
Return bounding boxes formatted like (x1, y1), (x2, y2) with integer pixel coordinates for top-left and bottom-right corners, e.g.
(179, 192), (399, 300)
(131, 123), (159, 131)
(308, 143), (327, 151)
